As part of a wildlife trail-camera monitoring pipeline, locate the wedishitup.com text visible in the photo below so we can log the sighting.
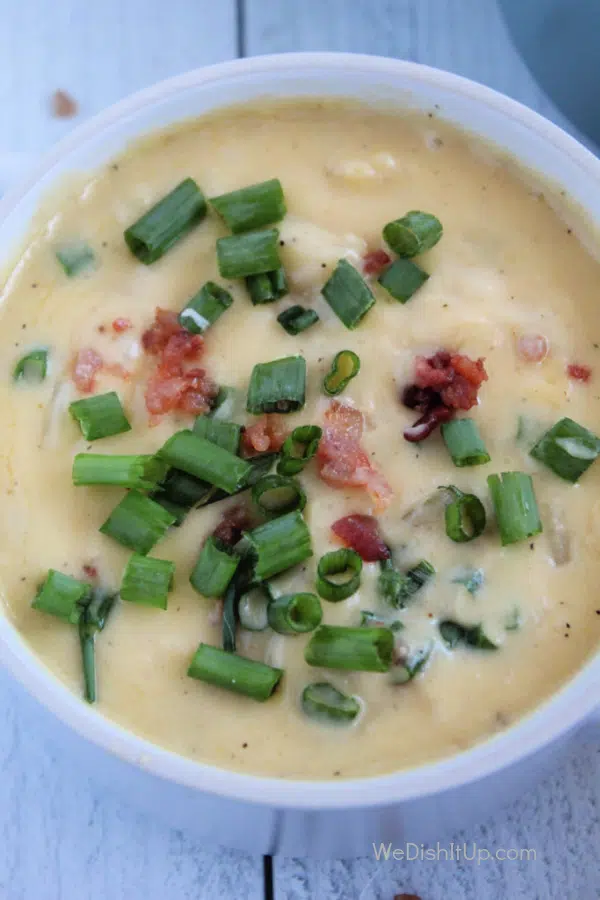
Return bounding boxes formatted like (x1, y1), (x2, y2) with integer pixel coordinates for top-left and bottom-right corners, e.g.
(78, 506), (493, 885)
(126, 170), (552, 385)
(373, 842), (536, 865)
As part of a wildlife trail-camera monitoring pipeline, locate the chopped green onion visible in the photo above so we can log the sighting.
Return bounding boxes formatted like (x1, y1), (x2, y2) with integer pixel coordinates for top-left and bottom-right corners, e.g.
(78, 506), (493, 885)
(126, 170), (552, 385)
(124, 178), (206, 264)
(157, 430), (252, 494)
(378, 258), (428, 303)
(32, 569), (90, 624)
(152, 468), (215, 512)
(211, 179), (286, 234)
(99, 490), (176, 554)
(120, 554), (174, 608)
(487, 472), (542, 546)
(505, 606), (522, 631)
(188, 643), (282, 701)
(316, 549), (362, 602)
(221, 567), (245, 652)
(179, 281), (233, 334)
(323, 350), (360, 396)
(55, 241), (96, 276)
(378, 558), (435, 608)
(305, 625), (393, 672)
(383, 211), (443, 258)
(190, 536), (240, 598)
(13, 348), (48, 383)
(246, 356), (306, 414)
(301, 682), (360, 723)
(193, 415), (241, 456)
(322, 259), (375, 329)
(439, 620), (498, 650)
(238, 586), (270, 631)
(245, 510), (313, 581)
(441, 418), (490, 467)
(217, 228), (280, 279)
(209, 386), (241, 421)
(530, 417), (600, 482)
(79, 588), (117, 703)
(69, 391), (131, 441)
(246, 267), (288, 304)
(444, 487), (487, 543)
(277, 425), (322, 476)
(390, 643), (433, 684)
(252, 474), (306, 517)
(360, 611), (404, 631)
(452, 567), (485, 595)
(72, 454), (167, 490)
(268, 592), (322, 634)
(277, 305), (320, 335)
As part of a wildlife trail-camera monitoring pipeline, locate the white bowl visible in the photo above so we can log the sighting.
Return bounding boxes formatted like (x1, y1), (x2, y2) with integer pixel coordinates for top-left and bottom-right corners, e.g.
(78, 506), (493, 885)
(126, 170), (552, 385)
(1, 52), (599, 859)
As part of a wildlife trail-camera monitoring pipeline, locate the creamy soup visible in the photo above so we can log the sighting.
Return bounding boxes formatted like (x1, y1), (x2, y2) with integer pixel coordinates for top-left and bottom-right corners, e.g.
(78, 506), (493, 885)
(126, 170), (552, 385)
(2, 100), (600, 780)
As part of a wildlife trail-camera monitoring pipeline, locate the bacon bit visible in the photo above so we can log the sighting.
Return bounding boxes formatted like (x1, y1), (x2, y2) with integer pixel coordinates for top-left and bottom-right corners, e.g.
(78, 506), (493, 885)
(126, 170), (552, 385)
(72, 347), (103, 393)
(112, 317), (133, 334)
(331, 514), (391, 562)
(363, 249), (391, 276)
(242, 415), (289, 456)
(567, 363), (592, 382)
(317, 401), (393, 510)
(51, 89), (78, 119)
(141, 308), (181, 354)
(212, 504), (254, 547)
(82, 564), (98, 579)
(403, 405), (453, 442)
(517, 333), (549, 363)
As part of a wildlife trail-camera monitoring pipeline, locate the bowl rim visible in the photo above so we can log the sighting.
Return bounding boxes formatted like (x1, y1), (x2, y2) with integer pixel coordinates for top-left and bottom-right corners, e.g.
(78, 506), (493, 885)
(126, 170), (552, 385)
(1, 50), (599, 811)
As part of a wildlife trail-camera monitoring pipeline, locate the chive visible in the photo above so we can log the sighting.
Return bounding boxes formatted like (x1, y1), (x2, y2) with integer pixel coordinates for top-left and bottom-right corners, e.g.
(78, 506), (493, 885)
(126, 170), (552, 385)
(487, 472), (542, 546)
(245, 510), (313, 581)
(211, 179), (286, 234)
(190, 536), (240, 598)
(444, 487), (487, 543)
(439, 620), (498, 650)
(72, 454), (167, 490)
(383, 211), (443, 258)
(209, 385), (241, 421)
(246, 356), (306, 414)
(217, 229), (280, 279)
(305, 625), (393, 672)
(32, 569), (90, 624)
(120, 554), (174, 609)
(13, 348), (48, 383)
(157, 430), (252, 494)
(69, 391), (131, 441)
(188, 643), (282, 701)
(322, 259), (375, 329)
(390, 644), (433, 684)
(179, 281), (233, 334)
(99, 490), (176, 554)
(378, 258), (428, 303)
(360, 611), (404, 632)
(238, 585), (270, 631)
(246, 267), (288, 304)
(193, 415), (241, 456)
(301, 682), (360, 723)
(222, 568), (243, 652)
(55, 241), (95, 276)
(277, 305), (320, 335)
(124, 178), (206, 264)
(323, 350), (361, 396)
(378, 558), (435, 608)
(268, 592), (322, 634)
(277, 425), (322, 476)
(152, 468), (215, 513)
(252, 474), (306, 517)
(452, 567), (485, 595)
(79, 588), (117, 703)
(441, 418), (490, 467)
(530, 417), (600, 482)
(316, 549), (362, 602)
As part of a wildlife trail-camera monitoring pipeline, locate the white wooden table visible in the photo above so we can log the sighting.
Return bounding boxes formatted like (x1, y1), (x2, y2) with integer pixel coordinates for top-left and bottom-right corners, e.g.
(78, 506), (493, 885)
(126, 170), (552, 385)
(0, 1), (599, 897)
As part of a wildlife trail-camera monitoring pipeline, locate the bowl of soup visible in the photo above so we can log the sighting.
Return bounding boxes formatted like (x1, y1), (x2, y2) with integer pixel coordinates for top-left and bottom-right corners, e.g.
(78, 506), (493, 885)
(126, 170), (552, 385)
(0, 53), (599, 858)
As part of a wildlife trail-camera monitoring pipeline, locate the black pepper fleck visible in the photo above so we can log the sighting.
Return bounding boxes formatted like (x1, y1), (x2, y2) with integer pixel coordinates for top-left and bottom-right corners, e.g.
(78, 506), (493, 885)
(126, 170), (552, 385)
(21, 323), (26, 330)
(111, 163), (119, 171)
(567, 228), (572, 235)
(279, 240), (285, 246)
(566, 622), (571, 628)
(102, 241), (108, 248)
(530, 543), (535, 550)
(333, 770), (341, 777)
(321, 262), (327, 268)
(242, 742), (248, 748)
(31, 283), (37, 289)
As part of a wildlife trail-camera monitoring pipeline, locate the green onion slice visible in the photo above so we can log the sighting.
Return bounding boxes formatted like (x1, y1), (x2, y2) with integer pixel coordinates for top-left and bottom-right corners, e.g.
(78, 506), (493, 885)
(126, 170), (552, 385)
(244, 510), (313, 581)
(444, 487), (487, 543)
(322, 259), (375, 329)
(268, 592), (322, 634)
(301, 682), (360, 723)
(383, 211), (443, 258)
(124, 178), (206, 264)
(277, 425), (322, 476)
(317, 549), (362, 602)
(55, 241), (96, 276)
(323, 350), (361, 396)
(238, 586), (270, 632)
(487, 472), (542, 546)
(78, 588), (117, 703)
(72, 454), (167, 490)
(378, 558), (435, 608)
(13, 348), (48, 383)
(69, 391), (131, 441)
(158, 430), (252, 495)
(439, 620), (498, 650)
(441, 418), (491, 467)
(190, 536), (240, 598)
(246, 267), (288, 304)
(305, 625), (393, 672)
(252, 474), (306, 517)
(390, 643), (433, 684)
(193, 415), (241, 456)
(378, 258), (428, 303)
(246, 356), (306, 414)
(32, 569), (91, 624)
(452, 567), (485, 595)
(210, 385), (242, 421)
(179, 281), (233, 334)
(188, 643), (283, 702)
(120, 554), (174, 609)
(530, 417), (600, 482)
(211, 178), (286, 234)
(277, 305), (320, 335)
(360, 610), (404, 631)
(99, 490), (176, 554)
(217, 228), (280, 279)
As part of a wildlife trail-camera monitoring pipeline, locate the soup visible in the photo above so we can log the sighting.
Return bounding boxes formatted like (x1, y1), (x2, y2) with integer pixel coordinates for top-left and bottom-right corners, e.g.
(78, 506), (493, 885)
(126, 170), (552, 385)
(2, 100), (600, 779)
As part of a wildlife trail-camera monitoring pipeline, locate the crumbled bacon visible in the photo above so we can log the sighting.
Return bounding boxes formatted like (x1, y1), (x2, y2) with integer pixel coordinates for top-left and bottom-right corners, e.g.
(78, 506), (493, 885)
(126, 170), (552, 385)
(403, 405), (453, 443)
(317, 401), (393, 511)
(242, 415), (289, 456)
(82, 564), (98, 579)
(141, 308), (182, 354)
(112, 317), (132, 333)
(331, 514), (391, 562)
(72, 347), (103, 393)
(212, 504), (254, 547)
(517, 333), (549, 363)
(363, 249), (391, 276)
(567, 363), (592, 382)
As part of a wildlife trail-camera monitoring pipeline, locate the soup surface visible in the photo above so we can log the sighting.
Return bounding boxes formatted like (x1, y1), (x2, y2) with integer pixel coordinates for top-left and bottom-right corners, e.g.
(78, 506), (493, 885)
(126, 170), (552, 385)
(2, 100), (600, 779)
